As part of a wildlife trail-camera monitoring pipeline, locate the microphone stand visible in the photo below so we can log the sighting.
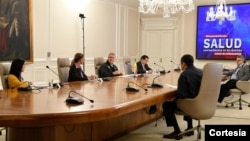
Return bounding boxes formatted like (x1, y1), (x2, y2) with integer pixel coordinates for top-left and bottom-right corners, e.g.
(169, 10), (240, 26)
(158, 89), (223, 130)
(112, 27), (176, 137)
(170, 60), (181, 72)
(46, 66), (58, 77)
(154, 63), (166, 74)
(46, 66), (64, 87)
(126, 81), (148, 92)
(151, 75), (163, 88)
(66, 90), (94, 104)
(151, 70), (170, 88)
(79, 13), (86, 72)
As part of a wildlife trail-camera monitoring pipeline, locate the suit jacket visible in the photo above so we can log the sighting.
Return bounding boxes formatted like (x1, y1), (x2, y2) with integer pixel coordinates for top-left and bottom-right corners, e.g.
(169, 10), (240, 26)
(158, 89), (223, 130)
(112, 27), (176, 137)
(224, 63), (250, 81)
(136, 61), (152, 74)
(68, 65), (88, 82)
(176, 65), (203, 99)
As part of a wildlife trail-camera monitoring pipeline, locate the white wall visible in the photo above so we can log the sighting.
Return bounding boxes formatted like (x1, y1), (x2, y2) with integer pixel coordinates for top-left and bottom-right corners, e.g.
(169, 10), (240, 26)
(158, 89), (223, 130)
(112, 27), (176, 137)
(2, 0), (246, 88)
(21, 0), (140, 85)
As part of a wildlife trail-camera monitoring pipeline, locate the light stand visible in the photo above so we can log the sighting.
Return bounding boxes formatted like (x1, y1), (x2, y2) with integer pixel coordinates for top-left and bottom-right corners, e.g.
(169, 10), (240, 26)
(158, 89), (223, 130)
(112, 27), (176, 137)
(79, 13), (86, 72)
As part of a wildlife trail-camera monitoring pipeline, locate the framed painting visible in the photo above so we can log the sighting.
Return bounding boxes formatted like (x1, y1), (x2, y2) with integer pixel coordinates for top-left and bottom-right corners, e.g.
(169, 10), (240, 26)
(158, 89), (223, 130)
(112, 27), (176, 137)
(0, 0), (33, 62)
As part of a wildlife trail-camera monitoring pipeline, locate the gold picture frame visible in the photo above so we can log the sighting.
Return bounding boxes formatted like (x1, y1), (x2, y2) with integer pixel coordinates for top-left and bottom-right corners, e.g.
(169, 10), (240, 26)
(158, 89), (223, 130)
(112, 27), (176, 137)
(0, 0), (33, 62)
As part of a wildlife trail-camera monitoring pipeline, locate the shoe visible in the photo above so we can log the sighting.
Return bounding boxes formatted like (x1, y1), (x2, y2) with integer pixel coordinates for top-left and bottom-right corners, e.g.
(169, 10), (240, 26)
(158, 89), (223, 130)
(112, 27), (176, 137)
(163, 132), (183, 140)
(184, 129), (194, 136)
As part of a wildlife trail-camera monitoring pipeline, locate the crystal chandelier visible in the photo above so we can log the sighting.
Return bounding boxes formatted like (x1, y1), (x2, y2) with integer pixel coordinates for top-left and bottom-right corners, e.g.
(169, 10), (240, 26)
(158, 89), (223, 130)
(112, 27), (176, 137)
(138, 0), (195, 18)
(206, 0), (236, 25)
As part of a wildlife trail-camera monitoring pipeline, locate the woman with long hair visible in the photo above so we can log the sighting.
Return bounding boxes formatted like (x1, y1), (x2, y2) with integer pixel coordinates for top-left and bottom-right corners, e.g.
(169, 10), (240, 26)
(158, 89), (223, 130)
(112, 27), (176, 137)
(7, 58), (31, 89)
(68, 53), (95, 82)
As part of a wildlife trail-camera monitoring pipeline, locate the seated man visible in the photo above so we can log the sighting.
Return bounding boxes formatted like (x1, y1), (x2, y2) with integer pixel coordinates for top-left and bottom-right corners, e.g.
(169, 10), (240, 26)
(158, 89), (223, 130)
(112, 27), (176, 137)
(162, 54), (203, 139)
(98, 52), (122, 78)
(136, 55), (153, 74)
(218, 55), (250, 103)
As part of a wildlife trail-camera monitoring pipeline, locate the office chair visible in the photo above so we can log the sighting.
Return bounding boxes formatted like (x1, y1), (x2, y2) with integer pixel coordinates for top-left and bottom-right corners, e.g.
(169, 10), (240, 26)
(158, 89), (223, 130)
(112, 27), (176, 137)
(94, 57), (105, 77)
(176, 63), (223, 140)
(0, 63), (11, 89)
(225, 80), (250, 110)
(123, 56), (133, 75)
(0, 63), (10, 135)
(57, 58), (70, 83)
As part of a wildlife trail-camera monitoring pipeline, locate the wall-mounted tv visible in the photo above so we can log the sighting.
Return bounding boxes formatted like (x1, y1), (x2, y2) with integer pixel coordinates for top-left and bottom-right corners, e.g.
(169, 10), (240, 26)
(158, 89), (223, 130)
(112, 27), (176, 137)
(196, 3), (250, 60)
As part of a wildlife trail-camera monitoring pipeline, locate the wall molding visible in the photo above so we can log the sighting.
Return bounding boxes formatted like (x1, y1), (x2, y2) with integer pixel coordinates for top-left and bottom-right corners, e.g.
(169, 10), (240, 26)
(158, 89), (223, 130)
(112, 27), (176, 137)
(141, 17), (178, 30)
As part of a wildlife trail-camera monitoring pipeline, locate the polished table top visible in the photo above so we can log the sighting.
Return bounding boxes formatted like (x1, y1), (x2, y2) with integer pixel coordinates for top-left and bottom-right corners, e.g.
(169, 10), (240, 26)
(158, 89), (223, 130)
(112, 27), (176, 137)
(0, 72), (179, 127)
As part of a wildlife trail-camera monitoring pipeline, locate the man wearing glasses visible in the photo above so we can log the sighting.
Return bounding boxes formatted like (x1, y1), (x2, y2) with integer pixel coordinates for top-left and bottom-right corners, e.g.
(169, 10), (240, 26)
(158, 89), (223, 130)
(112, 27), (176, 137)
(218, 55), (250, 103)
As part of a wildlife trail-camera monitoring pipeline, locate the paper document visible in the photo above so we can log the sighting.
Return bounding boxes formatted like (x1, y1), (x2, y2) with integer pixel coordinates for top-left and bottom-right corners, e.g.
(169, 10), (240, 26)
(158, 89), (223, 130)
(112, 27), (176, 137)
(165, 84), (177, 89)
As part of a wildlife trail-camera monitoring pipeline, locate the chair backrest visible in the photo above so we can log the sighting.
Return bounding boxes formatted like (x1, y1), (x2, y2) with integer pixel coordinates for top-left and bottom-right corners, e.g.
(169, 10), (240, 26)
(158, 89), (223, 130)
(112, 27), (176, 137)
(57, 58), (70, 83)
(0, 63), (11, 89)
(123, 56), (133, 75)
(94, 57), (105, 76)
(177, 63), (223, 120)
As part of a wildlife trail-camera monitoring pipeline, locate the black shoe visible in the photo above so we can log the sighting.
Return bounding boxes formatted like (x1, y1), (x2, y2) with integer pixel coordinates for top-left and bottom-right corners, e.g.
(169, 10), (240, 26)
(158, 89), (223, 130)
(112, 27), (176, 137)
(184, 128), (194, 136)
(163, 132), (183, 140)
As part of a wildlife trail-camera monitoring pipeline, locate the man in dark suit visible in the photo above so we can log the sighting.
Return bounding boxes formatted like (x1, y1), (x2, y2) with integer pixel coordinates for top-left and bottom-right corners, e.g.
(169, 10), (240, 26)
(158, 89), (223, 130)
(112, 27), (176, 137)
(136, 55), (152, 74)
(162, 54), (203, 139)
(218, 55), (250, 103)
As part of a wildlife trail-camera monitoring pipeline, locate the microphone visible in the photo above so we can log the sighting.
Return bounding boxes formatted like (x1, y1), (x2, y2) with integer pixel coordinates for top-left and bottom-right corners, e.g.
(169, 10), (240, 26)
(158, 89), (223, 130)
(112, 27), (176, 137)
(151, 70), (171, 88)
(126, 81), (148, 92)
(66, 90), (94, 104)
(154, 63), (166, 74)
(46, 65), (64, 87)
(170, 60), (181, 72)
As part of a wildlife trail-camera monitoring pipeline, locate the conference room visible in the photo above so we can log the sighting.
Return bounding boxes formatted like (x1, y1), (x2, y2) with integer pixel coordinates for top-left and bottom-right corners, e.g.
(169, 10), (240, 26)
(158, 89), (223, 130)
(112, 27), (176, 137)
(0, 0), (250, 140)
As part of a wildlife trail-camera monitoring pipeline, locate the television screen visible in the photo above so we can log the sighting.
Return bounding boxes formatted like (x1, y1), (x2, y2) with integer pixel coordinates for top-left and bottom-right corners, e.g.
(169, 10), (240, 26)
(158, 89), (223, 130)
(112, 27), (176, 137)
(196, 3), (250, 60)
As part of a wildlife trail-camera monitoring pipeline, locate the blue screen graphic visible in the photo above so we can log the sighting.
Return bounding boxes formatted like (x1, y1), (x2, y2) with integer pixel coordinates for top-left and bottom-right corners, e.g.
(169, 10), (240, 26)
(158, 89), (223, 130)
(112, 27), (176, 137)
(196, 3), (250, 60)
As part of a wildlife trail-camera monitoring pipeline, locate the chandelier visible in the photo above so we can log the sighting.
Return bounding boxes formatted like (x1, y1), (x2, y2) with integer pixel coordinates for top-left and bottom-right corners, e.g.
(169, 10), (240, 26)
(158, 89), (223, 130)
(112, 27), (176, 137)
(138, 0), (195, 18)
(206, 0), (236, 25)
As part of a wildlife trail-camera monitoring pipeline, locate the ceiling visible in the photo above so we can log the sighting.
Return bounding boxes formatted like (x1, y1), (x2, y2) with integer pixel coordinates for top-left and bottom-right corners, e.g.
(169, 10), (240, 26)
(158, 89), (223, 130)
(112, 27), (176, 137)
(114, 0), (249, 8)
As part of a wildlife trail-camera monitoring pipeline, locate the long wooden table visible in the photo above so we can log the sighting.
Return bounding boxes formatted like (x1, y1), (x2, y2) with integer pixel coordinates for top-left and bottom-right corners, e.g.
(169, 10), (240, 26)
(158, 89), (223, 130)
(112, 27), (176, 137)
(0, 72), (178, 141)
